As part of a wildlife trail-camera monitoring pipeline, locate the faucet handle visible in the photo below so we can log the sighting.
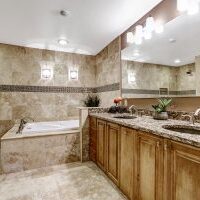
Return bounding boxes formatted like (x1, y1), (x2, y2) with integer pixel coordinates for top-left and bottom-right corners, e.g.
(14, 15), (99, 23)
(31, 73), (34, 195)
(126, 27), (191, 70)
(194, 108), (200, 116)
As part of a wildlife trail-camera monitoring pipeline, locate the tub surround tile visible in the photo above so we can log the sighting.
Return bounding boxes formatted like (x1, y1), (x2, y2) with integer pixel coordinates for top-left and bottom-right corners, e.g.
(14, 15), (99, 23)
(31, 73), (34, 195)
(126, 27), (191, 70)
(1, 131), (80, 173)
(90, 113), (200, 148)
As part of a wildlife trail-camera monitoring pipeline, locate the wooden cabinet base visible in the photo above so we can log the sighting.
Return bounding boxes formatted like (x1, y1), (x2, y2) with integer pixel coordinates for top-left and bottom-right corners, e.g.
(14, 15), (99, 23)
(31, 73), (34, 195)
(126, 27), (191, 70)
(89, 117), (200, 200)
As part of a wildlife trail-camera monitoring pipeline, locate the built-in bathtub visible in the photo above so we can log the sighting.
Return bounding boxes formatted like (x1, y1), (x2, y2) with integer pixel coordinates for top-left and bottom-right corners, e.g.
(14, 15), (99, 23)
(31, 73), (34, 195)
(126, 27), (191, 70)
(1, 120), (80, 173)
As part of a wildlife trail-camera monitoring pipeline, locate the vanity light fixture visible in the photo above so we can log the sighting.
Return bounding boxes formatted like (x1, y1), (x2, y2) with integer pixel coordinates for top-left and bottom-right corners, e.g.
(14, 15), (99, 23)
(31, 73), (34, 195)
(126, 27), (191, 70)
(69, 68), (78, 81)
(177, 0), (199, 15)
(58, 39), (68, 45)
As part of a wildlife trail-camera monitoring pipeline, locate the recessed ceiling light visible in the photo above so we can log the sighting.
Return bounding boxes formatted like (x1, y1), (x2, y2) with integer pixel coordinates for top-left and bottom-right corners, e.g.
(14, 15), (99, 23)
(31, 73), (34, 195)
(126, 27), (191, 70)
(174, 59), (181, 64)
(133, 52), (140, 57)
(60, 10), (71, 17)
(169, 38), (176, 43)
(58, 39), (68, 45)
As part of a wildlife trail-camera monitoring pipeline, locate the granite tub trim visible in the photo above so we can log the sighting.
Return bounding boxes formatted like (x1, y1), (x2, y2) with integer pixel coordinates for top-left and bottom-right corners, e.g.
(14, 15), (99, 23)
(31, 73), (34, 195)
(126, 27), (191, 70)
(0, 83), (120, 94)
(89, 113), (200, 148)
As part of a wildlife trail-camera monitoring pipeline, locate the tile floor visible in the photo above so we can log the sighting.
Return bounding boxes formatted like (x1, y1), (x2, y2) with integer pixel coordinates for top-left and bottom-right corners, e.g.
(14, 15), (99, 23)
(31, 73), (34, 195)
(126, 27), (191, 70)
(0, 162), (126, 200)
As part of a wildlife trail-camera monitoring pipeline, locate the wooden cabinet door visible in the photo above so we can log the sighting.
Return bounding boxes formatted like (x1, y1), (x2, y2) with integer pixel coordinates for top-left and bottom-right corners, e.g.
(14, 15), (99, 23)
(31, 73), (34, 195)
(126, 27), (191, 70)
(120, 127), (137, 200)
(96, 119), (106, 171)
(106, 122), (120, 185)
(137, 132), (164, 200)
(170, 141), (200, 200)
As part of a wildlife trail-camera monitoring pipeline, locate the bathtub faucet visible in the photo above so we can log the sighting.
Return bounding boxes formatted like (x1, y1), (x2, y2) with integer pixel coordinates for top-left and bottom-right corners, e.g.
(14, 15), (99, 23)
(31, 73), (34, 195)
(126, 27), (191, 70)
(16, 117), (34, 134)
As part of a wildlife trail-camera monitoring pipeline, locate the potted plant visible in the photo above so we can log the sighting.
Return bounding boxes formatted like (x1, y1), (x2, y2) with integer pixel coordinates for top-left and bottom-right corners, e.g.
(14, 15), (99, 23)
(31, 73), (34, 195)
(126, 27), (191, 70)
(152, 98), (172, 120)
(83, 94), (101, 107)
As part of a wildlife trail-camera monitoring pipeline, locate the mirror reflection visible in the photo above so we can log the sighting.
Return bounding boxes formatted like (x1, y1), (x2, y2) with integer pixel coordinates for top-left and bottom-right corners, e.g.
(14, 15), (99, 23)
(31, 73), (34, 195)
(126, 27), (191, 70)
(121, 12), (200, 98)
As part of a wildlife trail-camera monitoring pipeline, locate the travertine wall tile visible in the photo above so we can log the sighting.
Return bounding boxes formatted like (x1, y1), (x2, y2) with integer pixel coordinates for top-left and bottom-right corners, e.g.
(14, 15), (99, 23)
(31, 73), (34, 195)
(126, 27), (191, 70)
(0, 44), (96, 135)
(95, 38), (121, 106)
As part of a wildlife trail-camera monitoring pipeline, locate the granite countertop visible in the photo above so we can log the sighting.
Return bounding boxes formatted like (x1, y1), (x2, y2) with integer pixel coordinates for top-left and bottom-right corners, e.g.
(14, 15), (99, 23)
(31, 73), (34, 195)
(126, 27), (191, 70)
(90, 113), (200, 148)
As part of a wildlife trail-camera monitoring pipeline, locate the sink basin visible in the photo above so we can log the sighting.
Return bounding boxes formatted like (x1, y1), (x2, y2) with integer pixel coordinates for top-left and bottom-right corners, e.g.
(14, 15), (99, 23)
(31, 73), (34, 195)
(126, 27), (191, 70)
(162, 125), (200, 135)
(112, 114), (137, 119)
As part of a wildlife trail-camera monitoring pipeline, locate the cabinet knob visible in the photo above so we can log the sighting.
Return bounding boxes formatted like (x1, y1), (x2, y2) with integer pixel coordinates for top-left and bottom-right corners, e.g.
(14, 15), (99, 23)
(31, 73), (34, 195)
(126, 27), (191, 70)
(164, 144), (168, 151)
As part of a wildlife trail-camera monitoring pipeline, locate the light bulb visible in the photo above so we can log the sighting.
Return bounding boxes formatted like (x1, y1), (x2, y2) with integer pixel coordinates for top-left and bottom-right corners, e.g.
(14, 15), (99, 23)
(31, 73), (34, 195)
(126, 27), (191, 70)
(134, 36), (142, 45)
(135, 25), (143, 37)
(127, 32), (134, 43)
(143, 26), (152, 40)
(155, 21), (164, 34)
(187, 0), (199, 15)
(146, 17), (155, 32)
(177, 0), (188, 12)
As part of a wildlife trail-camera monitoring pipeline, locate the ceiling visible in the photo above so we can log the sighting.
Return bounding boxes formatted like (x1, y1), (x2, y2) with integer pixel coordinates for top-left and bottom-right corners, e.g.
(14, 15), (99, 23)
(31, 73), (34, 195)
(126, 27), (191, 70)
(122, 11), (200, 66)
(0, 0), (162, 55)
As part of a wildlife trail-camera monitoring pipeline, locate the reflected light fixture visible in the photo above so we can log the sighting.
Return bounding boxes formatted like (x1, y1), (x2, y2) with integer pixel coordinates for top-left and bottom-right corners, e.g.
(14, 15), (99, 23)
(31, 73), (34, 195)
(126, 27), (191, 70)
(146, 17), (155, 32)
(127, 32), (134, 43)
(126, 16), (164, 44)
(69, 68), (78, 81)
(128, 72), (136, 84)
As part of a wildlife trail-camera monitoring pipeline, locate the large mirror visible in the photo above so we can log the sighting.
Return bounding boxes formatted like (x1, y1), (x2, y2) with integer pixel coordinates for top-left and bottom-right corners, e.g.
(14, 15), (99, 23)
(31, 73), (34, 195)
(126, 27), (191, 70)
(121, 12), (200, 98)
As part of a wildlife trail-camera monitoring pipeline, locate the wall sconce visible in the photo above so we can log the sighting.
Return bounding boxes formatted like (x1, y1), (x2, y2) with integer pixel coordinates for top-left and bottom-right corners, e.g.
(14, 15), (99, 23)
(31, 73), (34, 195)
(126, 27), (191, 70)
(69, 68), (78, 81)
(41, 67), (53, 80)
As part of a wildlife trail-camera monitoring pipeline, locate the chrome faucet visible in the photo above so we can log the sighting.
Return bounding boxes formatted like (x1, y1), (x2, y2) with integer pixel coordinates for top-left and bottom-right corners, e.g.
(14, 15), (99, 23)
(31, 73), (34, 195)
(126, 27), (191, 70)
(181, 108), (200, 125)
(16, 117), (34, 134)
(129, 105), (138, 116)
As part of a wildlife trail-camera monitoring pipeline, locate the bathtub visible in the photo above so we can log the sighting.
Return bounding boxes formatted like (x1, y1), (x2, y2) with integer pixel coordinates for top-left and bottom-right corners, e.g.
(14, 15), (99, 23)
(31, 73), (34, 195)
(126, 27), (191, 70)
(1, 120), (80, 140)
(23, 120), (79, 134)
(1, 120), (81, 173)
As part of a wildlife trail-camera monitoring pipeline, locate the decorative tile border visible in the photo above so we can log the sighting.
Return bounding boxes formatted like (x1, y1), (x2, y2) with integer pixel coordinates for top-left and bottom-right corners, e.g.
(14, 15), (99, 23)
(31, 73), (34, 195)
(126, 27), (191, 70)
(95, 83), (120, 93)
(169, 90), (196, 95)
(122, 88), (196, 96)
(0, 83), (120, 94)
(122, 88), (159, 95)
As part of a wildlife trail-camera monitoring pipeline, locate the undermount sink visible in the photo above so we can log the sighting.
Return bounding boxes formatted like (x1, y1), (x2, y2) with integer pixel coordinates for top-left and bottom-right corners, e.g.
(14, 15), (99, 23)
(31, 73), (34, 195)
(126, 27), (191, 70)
(162, 125), (200, 135)
(112, 114), (137, 119)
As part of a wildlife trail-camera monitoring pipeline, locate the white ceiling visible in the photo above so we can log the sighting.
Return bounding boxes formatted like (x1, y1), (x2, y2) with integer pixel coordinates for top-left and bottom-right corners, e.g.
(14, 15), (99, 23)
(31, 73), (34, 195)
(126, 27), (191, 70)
(122, 11), (200, 66)
(0, 0), (162, 55)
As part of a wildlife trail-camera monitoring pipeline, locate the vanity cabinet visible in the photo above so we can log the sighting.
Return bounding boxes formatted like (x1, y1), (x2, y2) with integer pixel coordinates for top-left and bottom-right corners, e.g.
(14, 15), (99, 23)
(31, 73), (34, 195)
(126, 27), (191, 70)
(90, 117), (200, 200)
(106, 122), (120, 185)
(169, 141), (200, 200)
(137, 132), (164, 200)
(96, 119), (107, 171)
(120, 127), (137, 200)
